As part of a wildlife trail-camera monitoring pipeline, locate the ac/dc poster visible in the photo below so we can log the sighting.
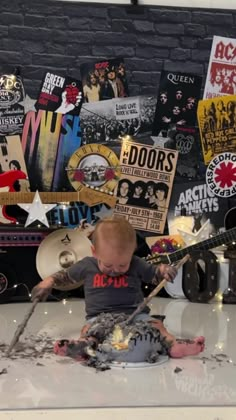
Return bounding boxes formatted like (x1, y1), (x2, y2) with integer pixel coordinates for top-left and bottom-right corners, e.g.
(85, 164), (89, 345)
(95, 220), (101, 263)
(0, 74), (25, 136)
(80, 95), (156, 149)
(80, 57), (129, 102)
(152, 70), (202, 137)
(21, 110), (82, 191)
(203, 36), (236, 99)
(113, 139), (178, 234)
(197, 95), (236, 165)
(35, 72), (84, 115)
(167, 179), (229, 235)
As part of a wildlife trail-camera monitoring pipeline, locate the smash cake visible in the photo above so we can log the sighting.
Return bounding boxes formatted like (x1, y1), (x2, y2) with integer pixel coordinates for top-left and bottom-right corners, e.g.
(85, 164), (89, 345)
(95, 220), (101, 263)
(55, 313), (170, 370)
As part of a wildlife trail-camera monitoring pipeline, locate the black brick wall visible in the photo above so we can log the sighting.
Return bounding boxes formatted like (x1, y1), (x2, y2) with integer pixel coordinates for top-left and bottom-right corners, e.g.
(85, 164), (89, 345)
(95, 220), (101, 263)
(1, 0), (236, 98)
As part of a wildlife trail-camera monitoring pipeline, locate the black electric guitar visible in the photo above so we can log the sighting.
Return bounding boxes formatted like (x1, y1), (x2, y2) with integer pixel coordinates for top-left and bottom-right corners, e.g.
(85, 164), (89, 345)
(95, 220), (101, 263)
(145, 225), (236, 265)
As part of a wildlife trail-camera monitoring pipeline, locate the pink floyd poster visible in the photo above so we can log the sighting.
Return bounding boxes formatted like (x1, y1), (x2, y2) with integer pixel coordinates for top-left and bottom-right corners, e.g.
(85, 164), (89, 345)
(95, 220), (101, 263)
(80, 57), (129, 102)
(203, 36), (236, 99)
(21, 110), (82, 191)
(0, 74), (25, 136)
(152, 70), (202, 137)
(35, 72), (84, 115)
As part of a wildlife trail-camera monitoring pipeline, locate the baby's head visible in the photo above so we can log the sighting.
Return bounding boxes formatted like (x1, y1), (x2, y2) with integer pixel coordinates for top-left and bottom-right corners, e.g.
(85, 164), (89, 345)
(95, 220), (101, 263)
(92, 217), (137, 276)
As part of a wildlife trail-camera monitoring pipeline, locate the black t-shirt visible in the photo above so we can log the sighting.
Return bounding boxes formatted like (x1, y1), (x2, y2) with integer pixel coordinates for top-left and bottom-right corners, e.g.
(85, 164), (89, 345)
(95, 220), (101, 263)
(68, 256), (157, 319)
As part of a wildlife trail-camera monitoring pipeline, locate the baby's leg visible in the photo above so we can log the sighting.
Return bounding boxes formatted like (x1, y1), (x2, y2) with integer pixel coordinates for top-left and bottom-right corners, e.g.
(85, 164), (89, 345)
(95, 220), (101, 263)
(149, 319), (205, 358)
(168, 337), (205, 358)
(54, 323), (97, 360)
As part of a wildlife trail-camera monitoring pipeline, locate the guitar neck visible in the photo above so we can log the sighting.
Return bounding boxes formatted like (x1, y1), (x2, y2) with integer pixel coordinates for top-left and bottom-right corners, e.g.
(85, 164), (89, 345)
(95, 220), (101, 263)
(0, 192), (80, 204)
(147, 226), (236, 265)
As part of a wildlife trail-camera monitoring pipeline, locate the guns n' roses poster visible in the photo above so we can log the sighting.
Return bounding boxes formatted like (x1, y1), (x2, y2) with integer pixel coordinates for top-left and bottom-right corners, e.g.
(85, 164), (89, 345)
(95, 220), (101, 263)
(203, 36), (236, 99)
(113, 139), (178, 234)
(197, 95), (236, 165)
(80, 57), (129, 102)
(152, 70), (202, 137)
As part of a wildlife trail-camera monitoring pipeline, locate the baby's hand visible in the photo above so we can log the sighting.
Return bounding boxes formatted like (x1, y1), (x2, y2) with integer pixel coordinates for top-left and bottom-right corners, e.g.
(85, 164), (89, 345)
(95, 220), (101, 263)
(31, 278), (54, 302)
(157, 264), (177, 283)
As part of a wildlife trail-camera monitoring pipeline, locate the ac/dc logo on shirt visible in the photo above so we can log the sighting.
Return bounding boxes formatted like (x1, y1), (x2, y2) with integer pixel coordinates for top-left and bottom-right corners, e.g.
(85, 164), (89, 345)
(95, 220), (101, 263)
(93, 274), (128, 288)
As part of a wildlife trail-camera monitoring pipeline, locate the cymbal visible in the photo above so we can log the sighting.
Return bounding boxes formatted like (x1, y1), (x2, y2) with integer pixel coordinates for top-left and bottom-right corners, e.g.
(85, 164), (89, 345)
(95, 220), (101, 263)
(36, 228), (92, 281)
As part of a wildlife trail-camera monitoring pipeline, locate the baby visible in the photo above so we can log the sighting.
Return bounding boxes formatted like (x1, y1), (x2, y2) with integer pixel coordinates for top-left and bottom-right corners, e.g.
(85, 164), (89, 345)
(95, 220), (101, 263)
(32, 217), (205, 361)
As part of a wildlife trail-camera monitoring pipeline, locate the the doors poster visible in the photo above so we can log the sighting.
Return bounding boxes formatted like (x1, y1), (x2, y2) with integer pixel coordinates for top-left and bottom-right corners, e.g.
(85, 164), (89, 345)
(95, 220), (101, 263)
(167, 179), (229, 235)
(152, 70), (202, 137)
(203, 35), (236, 99)
(197, 95), (236, 165)
(113, 139), (178, 234)
(80, 57), (129, 102)
(0, 74), (25, 136)
(21, 110), (82, 191)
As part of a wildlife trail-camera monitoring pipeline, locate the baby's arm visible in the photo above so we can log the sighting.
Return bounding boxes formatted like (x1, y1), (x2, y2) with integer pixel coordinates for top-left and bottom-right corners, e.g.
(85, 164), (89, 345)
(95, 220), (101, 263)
(31, 270), (83, 301)
(154, 263), (177, 284)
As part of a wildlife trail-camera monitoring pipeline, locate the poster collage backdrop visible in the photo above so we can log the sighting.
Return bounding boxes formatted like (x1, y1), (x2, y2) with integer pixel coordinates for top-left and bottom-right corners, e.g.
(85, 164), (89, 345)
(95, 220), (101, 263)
(0, 39), (236, 235)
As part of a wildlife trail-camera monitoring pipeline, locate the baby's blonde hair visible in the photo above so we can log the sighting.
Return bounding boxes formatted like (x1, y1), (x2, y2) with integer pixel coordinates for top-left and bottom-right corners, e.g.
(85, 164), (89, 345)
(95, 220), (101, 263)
(92, 216), (137, 253)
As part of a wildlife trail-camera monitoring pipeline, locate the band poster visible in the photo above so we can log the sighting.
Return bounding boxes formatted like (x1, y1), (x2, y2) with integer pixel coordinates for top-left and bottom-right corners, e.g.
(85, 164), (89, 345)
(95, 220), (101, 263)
(80, 57), (129, 102)
(203, 36), (236, 99)
(113, 139), (178, 234)
(197, 95), (236, 164)
(35, 72), (84, 115)
(167, 179), (229, 235)
(0, 74), (25, 136)
(21, 110), (82, 191)
(80, 95), (156, 145)
(152, 70), (202, 137)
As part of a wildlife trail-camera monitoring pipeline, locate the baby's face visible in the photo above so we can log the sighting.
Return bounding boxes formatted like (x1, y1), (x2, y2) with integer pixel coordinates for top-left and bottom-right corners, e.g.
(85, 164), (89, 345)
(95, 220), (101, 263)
(93, 241), (133, 276)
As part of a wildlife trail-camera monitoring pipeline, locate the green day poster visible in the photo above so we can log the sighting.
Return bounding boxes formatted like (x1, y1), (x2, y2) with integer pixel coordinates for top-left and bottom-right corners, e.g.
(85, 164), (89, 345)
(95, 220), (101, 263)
(21, 110), (81, 191)
(113, 139), (178, 234)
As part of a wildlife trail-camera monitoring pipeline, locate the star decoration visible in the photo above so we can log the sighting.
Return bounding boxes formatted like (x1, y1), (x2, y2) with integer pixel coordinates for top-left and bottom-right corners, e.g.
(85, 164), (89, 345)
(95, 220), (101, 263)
(94, 204), (114, 220)
(17, 191), (57, 227)
(19, 94), (36, 114)
(151, 135), (167, 148)
(177, 219), (211, 246)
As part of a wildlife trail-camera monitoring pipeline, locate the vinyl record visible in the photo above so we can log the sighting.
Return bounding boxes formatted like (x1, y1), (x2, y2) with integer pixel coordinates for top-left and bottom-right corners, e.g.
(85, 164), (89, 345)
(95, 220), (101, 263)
(36, 228), (92, 280)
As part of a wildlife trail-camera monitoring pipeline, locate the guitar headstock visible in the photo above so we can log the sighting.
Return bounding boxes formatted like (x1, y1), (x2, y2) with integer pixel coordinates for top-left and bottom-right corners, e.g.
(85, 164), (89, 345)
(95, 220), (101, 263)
(145, 253), (170, 265)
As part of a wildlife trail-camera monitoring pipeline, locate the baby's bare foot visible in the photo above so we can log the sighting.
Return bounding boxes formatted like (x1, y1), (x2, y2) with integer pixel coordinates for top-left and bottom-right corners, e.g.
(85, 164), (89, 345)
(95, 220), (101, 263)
(169, 336), (205, 358)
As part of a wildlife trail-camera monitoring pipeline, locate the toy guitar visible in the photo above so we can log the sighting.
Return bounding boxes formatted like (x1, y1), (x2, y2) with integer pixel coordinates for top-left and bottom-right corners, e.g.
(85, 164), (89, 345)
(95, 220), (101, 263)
(145, 225), (236, 265)
(0, 182), (117, 224)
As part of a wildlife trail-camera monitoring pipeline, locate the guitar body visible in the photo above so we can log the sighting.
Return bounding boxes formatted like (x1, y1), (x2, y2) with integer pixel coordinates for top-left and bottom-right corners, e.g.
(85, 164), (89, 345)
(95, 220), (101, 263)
(0, 170), (28, 224)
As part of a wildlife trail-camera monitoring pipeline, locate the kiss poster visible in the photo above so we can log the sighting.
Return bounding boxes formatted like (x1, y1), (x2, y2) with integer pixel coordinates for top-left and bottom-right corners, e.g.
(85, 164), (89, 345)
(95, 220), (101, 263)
(35, 72), (83, 115)
(21, 110), (82, 191)
(203, 36), (236, 99)
(152, 70), (202, 137)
